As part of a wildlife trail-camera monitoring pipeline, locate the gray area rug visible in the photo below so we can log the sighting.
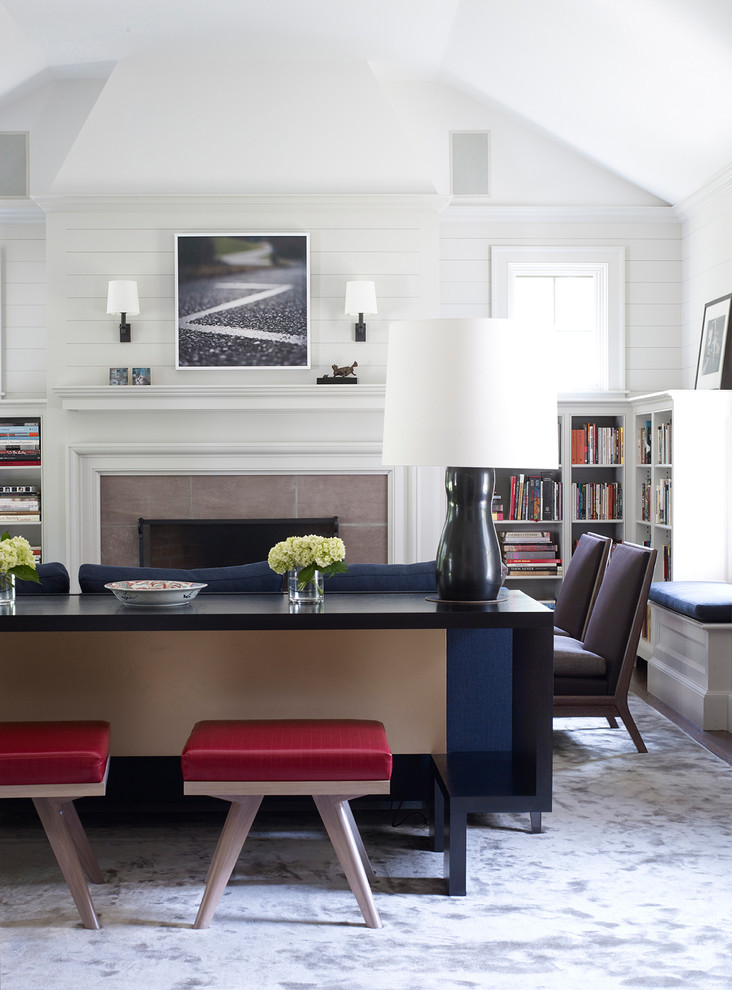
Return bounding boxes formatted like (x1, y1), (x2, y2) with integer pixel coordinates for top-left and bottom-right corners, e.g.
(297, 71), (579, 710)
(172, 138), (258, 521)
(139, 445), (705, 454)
(2, 697), (732, 990)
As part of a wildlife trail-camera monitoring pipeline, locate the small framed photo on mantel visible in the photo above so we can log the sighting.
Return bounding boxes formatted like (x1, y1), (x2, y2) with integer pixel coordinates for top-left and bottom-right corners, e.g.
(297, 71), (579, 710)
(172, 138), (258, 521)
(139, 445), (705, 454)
(695, 293), (732, 389)
(109, 367), (129, 386)
(132, 367), (151, 385)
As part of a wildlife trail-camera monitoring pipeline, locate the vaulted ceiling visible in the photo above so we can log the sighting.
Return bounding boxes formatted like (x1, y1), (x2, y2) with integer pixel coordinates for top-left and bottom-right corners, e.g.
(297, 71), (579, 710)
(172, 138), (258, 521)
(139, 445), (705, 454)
(2, 0), (732, 205)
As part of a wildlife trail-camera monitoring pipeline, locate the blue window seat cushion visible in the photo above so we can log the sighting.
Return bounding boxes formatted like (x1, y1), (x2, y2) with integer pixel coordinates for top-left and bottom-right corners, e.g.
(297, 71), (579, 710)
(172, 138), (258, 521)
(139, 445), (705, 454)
(78, 561), (282, 594)
(649, 581), (732, 623)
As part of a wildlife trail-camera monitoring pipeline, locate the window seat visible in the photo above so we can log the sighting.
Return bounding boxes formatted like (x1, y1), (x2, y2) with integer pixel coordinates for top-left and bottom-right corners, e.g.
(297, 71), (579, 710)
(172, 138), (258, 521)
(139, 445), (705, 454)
(648, 581), (732, 732)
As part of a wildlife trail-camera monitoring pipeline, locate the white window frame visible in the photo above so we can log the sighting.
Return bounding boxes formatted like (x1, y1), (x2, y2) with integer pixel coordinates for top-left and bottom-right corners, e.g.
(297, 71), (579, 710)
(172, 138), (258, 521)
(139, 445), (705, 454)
(491, 246), (625, 393)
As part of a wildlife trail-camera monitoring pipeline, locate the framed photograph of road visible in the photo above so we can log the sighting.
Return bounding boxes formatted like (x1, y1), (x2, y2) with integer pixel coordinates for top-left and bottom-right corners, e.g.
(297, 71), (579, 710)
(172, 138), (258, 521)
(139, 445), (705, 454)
(175, 233), (310, 369)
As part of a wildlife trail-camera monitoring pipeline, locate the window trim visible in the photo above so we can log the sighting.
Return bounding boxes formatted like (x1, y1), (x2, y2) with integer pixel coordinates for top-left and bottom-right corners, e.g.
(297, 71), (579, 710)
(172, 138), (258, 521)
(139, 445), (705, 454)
(491, 246), (625, 392)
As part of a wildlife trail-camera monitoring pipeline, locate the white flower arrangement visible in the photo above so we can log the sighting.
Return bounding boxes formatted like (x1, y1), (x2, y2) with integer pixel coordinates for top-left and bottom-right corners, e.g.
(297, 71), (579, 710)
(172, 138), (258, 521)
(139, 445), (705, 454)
(268, 534), (347, 589)
(0, 530), (39, 585)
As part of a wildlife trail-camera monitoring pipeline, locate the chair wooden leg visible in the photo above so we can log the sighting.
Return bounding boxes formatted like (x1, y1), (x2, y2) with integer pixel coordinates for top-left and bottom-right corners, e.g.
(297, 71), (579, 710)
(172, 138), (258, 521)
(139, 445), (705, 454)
(33, 798), (100, 930)
(616, 700), (647, 753)
(194, 795), (262, 930)
(313, 796), (382, 929)
(60, 801), (105, 884)
(606, 716), (619, 728)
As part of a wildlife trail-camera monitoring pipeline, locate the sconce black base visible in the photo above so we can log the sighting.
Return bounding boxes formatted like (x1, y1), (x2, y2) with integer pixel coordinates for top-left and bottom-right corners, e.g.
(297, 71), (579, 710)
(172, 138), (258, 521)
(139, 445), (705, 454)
(354, 316), (366, 342)
(119, 317), (131, 343)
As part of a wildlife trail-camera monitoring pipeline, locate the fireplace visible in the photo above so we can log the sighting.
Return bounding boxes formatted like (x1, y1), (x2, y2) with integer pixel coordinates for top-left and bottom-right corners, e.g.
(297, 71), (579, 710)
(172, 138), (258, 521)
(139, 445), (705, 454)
(138, 516), (340, 568)
(99, 472), (389, 567)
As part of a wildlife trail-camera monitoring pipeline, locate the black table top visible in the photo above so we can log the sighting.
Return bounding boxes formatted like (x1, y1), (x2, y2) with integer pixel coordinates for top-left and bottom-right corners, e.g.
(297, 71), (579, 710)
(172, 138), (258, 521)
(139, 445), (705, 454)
(2, 589), (552, 633)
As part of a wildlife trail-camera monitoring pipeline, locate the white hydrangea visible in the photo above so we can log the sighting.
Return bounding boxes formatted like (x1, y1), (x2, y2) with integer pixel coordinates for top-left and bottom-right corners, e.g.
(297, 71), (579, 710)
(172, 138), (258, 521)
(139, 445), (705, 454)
(0, 532), (38, 583)
(268, 534), (346, 576)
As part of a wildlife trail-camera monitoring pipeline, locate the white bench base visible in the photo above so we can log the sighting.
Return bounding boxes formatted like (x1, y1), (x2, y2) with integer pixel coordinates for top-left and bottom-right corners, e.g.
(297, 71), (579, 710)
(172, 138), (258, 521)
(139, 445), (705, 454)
(649, 603), (732, 731)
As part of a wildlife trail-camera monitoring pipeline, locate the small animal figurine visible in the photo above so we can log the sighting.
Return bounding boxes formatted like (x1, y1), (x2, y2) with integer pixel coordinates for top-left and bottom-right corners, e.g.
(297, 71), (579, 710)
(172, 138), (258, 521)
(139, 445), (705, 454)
(331, 361), (358, 378)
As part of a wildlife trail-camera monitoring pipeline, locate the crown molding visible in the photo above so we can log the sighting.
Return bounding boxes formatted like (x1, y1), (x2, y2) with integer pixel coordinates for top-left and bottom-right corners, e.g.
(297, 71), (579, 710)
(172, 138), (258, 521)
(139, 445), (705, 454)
(32, 193), (450, 214)
(0, 199), (45, 223)
(674, 164), (732, 221)
(440, 202), (679, 224)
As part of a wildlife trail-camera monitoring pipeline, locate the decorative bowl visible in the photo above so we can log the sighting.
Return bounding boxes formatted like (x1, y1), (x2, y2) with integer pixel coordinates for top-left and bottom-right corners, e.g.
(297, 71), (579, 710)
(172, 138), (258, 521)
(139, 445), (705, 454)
(103, 580), (207, 606)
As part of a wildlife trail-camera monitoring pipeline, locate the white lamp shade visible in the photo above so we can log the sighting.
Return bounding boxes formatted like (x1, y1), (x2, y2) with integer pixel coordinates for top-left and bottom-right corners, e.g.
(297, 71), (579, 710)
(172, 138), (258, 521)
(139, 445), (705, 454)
(107, 280), (140, 316)
(382, 318), (558, 469)
(345, 280), (377, 316)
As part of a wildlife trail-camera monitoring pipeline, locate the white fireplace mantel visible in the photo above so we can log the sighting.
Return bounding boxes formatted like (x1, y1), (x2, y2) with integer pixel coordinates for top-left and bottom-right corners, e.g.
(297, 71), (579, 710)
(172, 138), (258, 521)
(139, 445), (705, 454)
(55, 384), (386, 412)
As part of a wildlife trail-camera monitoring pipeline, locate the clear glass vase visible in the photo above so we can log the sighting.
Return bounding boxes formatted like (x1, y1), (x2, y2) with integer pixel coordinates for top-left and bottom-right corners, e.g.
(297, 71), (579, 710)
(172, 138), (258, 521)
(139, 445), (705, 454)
(288, 568), (324, 605)
(0, 572), (15, 606)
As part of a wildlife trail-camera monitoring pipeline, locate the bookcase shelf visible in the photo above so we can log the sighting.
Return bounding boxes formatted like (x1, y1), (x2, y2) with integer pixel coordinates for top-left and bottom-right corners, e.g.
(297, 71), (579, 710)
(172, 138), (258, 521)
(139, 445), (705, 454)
(629, 390), (732, 658)
(494, 400), (626, 604)
(0, 415), (43, 563)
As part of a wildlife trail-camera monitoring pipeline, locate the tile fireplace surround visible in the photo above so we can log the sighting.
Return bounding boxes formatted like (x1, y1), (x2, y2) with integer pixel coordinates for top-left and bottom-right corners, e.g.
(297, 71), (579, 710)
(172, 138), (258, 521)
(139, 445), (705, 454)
(100, 473), (389, 566)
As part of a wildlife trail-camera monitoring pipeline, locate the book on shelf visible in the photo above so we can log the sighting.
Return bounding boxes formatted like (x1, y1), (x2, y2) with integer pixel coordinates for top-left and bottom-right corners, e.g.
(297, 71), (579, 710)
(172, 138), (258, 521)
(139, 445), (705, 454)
(637, 420), (652, 465)
(505, 474), (561, 521)
(0, 422), (39, 439)
(571, 423), (623, 465)
(571, 481), (623, 521)
(0, 485), (39, 494)
(0, 498), (40, 511)
(501, 530), (554, 543)
(0, 512), (41, 522)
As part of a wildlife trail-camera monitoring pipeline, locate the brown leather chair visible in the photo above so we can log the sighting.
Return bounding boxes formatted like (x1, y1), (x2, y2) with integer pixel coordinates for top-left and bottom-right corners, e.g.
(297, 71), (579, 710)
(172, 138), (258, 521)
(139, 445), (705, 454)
(553, 532), (612, 639)
(553, 541), (657, 752)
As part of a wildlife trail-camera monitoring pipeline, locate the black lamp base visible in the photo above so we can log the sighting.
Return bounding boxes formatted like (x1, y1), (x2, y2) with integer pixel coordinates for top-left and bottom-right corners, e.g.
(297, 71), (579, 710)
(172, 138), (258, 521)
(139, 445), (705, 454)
(435, 466), (503, 603)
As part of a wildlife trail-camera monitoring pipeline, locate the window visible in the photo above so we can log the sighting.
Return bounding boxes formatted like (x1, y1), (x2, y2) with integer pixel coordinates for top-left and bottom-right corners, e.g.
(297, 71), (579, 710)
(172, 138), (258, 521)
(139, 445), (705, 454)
(492, 247), (625, 393)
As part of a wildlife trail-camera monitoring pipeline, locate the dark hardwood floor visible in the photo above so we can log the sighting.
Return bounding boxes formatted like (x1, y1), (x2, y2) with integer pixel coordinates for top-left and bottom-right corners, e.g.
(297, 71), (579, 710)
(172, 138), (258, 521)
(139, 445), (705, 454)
(632, 660), (732, 767)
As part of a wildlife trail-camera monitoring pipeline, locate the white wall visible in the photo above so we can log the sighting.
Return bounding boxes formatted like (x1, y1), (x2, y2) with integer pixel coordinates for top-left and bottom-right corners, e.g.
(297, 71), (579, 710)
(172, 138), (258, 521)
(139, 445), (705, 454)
(678, 166), (732, 385)
(0, 216), (45, 397)
(439, 207), (682, 394)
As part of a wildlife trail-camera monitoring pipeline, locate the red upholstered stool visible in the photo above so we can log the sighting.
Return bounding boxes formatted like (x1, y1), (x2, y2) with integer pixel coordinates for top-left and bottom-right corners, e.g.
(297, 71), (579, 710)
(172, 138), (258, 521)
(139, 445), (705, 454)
(0, 721), (110, 930)
(181, 718), (393, 929)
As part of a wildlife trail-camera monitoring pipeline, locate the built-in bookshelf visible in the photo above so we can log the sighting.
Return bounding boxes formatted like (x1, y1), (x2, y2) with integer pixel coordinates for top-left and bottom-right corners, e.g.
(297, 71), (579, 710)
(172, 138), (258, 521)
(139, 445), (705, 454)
(0, 416), (42, 562)
(494, 401), (626, 603)
(629, 390), (732, 658)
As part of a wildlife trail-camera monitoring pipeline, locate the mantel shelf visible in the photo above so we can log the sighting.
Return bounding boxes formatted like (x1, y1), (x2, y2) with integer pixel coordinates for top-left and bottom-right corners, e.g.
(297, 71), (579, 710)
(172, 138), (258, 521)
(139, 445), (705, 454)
(54, 384), (386, 412)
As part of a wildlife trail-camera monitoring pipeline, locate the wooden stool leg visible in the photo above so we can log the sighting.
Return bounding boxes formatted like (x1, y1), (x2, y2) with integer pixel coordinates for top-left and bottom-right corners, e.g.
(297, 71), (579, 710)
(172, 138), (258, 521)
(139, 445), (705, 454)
(33, 798), (100, 930)
(61, 801), (105, 884)
(194, 795), (262, 930)
(313, 796), (382, 929)
(343, 802), (376, 884)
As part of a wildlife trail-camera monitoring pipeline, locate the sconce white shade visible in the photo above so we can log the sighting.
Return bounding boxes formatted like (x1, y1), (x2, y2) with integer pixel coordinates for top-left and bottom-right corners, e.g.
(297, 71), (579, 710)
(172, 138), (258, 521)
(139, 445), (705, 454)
(106, 280), (140, 316)
(345, 280), (377, 316)
(382, 318), (558, 470)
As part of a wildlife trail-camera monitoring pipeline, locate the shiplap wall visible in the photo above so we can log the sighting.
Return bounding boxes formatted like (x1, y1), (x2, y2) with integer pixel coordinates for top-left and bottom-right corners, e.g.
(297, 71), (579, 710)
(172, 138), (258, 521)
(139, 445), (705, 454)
(0, 219), (46, 397)
(41, 196), (441, 391)
(439, 208), (683, 395)
(679, 172), (732, 386)
(2, 200), (686, 398)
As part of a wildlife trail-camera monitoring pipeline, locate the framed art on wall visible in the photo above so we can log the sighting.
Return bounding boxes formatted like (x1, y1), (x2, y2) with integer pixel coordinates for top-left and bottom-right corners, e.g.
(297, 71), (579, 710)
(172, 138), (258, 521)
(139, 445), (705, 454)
(175, 233), (310, 370)
(695, 293), (732, 389)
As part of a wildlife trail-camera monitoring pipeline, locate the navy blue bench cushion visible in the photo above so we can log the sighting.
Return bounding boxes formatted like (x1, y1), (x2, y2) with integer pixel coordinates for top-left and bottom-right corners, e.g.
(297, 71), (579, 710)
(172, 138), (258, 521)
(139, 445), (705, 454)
(15, 561), (71, 595)
(649, 581), (732, 623)
(326, 561), (437, 593)
(78, 561), (282, 594)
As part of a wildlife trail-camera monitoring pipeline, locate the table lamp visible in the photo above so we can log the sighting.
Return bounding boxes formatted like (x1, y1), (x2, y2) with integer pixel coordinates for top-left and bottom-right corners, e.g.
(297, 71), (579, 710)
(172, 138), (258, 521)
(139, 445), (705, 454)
(382, 318), (558, 601)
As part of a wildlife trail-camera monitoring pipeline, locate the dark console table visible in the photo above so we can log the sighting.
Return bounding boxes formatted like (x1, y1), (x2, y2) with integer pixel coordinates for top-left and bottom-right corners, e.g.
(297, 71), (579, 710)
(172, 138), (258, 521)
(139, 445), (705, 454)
(0, 589), (553, 894)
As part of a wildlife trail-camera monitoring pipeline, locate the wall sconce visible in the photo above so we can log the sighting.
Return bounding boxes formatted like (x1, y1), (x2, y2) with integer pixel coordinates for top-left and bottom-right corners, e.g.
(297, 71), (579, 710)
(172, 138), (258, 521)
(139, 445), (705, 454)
(106, 280), (139, 343)
(345, 280), (377, 342)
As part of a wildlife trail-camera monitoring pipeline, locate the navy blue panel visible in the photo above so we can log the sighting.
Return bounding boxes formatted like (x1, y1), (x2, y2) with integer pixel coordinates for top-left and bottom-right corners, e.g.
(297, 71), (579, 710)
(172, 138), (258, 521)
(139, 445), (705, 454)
(446, 628), (512, 751)
(649, 581), (732, 623)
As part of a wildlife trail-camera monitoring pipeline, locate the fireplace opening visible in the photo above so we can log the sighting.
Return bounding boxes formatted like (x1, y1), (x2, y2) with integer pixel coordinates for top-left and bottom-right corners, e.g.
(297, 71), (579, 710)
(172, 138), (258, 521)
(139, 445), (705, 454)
(138, 516), (339, 568)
